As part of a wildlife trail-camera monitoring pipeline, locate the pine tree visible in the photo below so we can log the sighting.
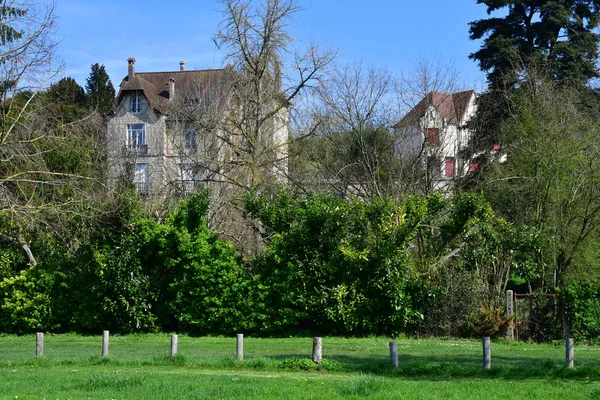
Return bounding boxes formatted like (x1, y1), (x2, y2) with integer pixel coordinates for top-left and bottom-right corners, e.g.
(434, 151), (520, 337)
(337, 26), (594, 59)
(85, 63), (116, 114)
(469, 0), (600, 89)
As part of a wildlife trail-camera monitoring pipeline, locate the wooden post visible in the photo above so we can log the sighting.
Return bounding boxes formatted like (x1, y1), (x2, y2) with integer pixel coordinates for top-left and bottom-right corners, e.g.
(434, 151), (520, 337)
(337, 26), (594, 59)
(171, 334), (178, 358)
(35, 332), (44, 357)
(312, 337), (322, 364)
(236, 334), (244, 361)
(389, 341), (398, 367)
(102, 330), (109, 357)
(566, 338), (574, 368)
(506, 290), (514, 340)
(482, 337), (491, 370)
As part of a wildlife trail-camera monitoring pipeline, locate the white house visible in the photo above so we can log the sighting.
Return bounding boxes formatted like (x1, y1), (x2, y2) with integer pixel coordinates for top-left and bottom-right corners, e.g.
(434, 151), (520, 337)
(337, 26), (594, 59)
(393, 90), (477, 193)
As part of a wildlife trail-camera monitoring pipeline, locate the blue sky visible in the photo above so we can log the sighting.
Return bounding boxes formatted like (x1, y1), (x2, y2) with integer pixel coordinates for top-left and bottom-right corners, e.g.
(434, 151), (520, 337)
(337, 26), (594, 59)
(55, 0), (490, 90)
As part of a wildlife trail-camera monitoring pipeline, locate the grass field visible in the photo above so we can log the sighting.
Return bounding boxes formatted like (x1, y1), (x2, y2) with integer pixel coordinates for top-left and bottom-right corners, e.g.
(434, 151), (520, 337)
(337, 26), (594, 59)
(1, 334), (600, 399)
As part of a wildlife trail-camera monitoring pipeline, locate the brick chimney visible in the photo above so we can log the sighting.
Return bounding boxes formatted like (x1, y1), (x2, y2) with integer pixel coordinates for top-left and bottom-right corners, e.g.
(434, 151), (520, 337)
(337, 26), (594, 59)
(169, 77), (175, 100)
(127, 58), (136, 80)
(180, 61), (185, 71)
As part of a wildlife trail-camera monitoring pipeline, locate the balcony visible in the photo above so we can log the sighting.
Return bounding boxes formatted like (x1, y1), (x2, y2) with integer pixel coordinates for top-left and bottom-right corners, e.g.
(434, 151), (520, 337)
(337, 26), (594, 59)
(175, 179), (203, 196)
(123, 144), (148, 156)
(136, 181), (148, 195)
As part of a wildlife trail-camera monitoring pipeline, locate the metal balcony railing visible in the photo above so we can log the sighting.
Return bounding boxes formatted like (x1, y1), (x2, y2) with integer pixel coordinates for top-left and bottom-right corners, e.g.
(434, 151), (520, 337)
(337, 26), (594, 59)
(123, 144), (148, 156)
(136, 181), (148, 195)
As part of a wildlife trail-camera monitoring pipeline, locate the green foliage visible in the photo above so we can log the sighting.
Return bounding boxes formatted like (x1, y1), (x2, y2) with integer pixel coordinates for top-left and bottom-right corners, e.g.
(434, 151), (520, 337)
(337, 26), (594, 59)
(85, 63), (116, 114)
(566, 283), (600, 340)
(152, 195), (253, 335)
(469, 0), (600, 89)
(0, 264), (57, 333)
(247, 190), (428, 336)
(482, 83), (600, 289)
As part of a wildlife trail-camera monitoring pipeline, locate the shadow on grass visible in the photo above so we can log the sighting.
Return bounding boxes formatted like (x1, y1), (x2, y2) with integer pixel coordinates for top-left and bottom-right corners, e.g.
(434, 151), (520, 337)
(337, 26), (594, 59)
(232, 352), (600, 381)
(6, 352), (600, 382)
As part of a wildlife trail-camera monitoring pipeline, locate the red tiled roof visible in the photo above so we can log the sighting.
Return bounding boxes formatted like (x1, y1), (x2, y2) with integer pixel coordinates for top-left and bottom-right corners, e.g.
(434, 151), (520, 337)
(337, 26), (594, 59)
(394, 90), (475, 128)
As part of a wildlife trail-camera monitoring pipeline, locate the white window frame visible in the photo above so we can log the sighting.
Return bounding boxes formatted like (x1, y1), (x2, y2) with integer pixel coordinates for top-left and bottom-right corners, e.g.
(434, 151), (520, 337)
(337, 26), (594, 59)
(179, 163), (201, 193)
(130, 95), (141, 114)
(127, 123), (146, 146)
(134, 163), (148, 194)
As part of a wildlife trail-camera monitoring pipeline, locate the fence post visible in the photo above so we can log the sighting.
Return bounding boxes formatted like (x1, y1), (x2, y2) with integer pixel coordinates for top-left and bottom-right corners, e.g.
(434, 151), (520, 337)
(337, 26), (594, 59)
(36, 332), (44, 357)
(482, 337), (491, 370)
(171, 334), (178, 358)
(236, 334), (244, 361)
(312, 337), (322, 364)
(102, 330), (109, 357)
(566, 338), (574, 368)
(389, 341), (398, 367)
(506, 290), (514, 340)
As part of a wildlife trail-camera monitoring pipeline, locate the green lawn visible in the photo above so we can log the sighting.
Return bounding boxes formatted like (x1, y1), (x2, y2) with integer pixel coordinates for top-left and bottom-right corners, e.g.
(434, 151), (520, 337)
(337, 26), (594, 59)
(1, 334), (600, 399)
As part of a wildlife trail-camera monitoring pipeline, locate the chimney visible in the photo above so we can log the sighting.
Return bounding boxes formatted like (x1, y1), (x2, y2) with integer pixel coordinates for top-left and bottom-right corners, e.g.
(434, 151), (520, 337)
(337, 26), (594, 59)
(127, 57), (136, 80)
(169, 77), (175, 100)
(180, 61), (185, 71)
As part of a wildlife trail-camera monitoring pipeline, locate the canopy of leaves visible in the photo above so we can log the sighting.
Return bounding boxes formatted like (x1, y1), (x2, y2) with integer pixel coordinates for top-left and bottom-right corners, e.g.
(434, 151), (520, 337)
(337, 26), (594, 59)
(469, 0), (600, 89)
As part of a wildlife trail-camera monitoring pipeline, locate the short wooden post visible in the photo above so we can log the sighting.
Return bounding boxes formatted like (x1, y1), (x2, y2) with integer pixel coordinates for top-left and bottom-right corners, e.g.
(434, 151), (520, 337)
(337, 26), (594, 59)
(389, 341), (398, 367)
(566, 338), (574, 368)
(482, 336), (491, 370)
(506, 290), (514, 340)
(312, 337), (322, 364)
(102, 330), (109, 357)
(171, 334), (178, 358)
(236, 334), (244, 361)
(35, 332), (44, 357)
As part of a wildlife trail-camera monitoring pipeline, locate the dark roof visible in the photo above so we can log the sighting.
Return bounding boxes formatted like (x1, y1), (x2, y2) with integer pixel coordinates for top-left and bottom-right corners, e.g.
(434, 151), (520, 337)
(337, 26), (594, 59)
(113, 66), (232, 114)
(394, 90), (475, 128)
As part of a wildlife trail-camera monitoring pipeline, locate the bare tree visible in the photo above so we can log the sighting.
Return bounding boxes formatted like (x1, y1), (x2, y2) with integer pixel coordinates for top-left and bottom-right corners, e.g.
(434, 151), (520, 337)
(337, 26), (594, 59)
(293, 61), (399, 199)
(166, 0), (335, 252)
(0, 1), (103, 264)
(393, 57), (471, 195)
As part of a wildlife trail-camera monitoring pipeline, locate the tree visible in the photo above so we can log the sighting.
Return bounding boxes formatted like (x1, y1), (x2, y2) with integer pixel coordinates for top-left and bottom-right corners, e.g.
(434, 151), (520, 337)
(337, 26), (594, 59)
(47, 77), (86, 108)
(469, 0), (600, 90)
(483, 78), (600, 290)
(85, 63), (115, 114)
(209, 0), (335, 189)
(0, 1), (103, 266)
(292, 62), (398, 199)
(167, 0), (335, 253)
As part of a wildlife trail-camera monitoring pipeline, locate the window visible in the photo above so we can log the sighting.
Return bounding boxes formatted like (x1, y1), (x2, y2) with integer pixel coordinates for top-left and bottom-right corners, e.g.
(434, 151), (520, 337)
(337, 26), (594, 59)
(426, 128), (439, 145)
(130, 95), (141, 113)
(179, 163), (201, 193)
(127, 124), (147, 155)
(186, 98), (200, 107)
(134, 164), (148, 194)
(445, 157), (455, 177)
(185, 129), (197, 152)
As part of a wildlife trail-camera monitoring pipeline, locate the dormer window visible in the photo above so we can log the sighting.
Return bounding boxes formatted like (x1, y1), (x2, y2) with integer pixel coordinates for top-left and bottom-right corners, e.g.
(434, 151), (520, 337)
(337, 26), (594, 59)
(130, 95), (141, 113)
(186, 98), (200, 107)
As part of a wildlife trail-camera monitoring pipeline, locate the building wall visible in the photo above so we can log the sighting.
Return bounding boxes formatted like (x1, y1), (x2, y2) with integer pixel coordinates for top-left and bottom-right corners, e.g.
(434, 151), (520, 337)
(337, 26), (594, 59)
(395, 94), (477, 193)
(106, 92), (168, 195)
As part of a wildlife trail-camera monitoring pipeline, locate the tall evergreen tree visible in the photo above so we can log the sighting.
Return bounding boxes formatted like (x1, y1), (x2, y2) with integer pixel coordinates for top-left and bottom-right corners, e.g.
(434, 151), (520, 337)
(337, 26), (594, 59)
(469, 0), (600, 89)
(85, 63), (115, 114)
(47, 77), (86, 110)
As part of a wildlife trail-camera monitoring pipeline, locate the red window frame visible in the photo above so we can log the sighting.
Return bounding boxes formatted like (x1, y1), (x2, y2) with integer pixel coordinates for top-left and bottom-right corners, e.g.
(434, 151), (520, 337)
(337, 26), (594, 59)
(426, 128), (439, 145)
(445, 157), (455, 177)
